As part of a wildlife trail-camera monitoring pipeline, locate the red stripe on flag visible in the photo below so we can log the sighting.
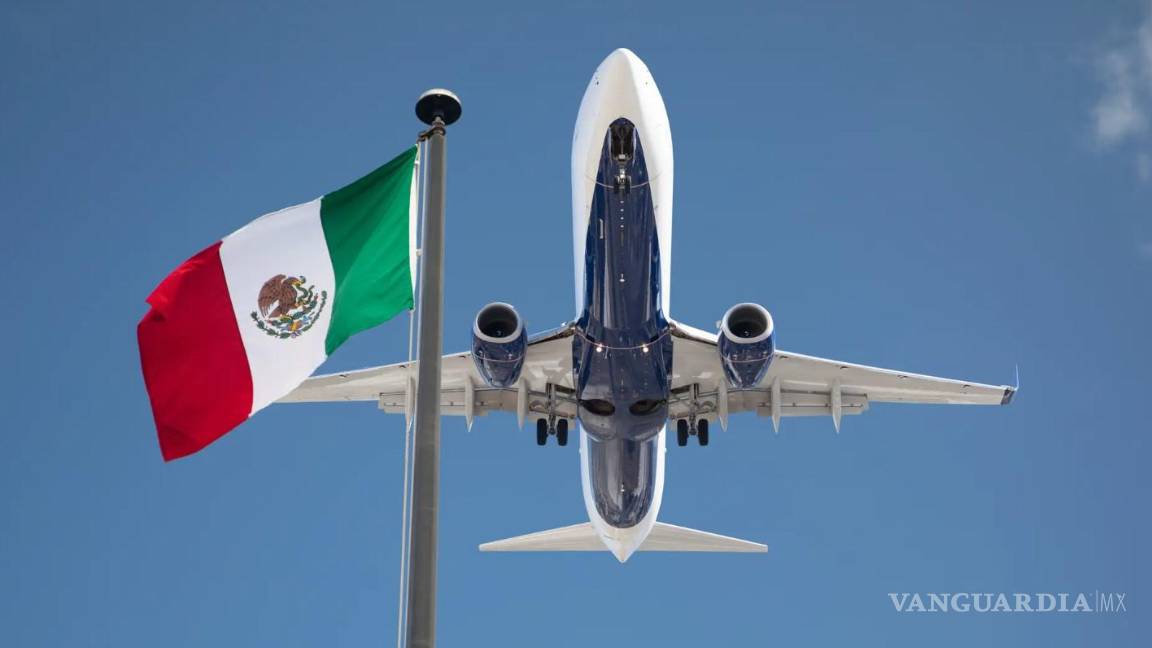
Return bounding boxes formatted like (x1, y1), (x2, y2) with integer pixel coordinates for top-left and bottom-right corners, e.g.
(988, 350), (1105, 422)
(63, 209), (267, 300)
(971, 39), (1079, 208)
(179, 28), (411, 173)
(138, 242), (253, 460)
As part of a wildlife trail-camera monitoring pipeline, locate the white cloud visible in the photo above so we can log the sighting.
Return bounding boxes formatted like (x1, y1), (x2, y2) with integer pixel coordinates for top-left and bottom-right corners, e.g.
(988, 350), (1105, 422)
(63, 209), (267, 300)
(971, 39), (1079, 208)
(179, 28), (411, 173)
(1092, 5), (1152, 260)
(1141, 9), (1152, 81)
(1092, 2), (1152, 181)
(1094, 52), (1146, 144)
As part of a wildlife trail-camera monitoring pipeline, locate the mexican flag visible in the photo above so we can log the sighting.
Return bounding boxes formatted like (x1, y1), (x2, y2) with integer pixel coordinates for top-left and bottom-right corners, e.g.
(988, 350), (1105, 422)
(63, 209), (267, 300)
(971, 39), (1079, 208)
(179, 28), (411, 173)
(138, 147), (419, 460)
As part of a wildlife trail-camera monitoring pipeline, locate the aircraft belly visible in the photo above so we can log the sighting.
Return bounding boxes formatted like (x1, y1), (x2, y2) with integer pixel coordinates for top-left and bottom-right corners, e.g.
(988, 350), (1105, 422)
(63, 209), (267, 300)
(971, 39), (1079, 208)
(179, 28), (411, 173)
(571, 48), (675, 558)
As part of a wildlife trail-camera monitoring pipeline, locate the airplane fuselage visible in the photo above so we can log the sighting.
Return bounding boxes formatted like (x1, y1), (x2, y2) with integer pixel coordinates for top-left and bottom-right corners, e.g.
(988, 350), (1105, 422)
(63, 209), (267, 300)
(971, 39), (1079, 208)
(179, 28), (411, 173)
(570, 49), (674, 561)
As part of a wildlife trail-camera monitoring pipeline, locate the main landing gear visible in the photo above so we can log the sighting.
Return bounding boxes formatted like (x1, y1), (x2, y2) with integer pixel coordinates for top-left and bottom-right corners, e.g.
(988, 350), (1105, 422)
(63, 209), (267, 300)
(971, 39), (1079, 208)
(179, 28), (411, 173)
(675, 383), (710, 447)
(675, 418), (709, 447)
(536, 417), (569, 446)
(535, 382), (569, 446)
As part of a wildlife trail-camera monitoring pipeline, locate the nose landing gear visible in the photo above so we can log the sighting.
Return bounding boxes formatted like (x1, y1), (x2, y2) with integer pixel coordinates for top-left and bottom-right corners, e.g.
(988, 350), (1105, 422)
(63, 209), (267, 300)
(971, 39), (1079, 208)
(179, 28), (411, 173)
(609, 120), (635, 163)
(609, 119), (635, 194)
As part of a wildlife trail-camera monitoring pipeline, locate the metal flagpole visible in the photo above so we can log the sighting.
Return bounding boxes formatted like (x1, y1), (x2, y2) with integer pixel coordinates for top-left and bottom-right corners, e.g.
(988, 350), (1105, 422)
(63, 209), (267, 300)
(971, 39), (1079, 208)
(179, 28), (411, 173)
(406, 88), (461, 648)
(396, 134), (429, 648)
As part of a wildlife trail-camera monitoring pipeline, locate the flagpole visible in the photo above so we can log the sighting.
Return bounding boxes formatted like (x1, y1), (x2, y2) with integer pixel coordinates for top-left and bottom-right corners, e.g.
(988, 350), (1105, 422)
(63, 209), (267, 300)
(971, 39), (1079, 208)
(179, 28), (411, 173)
(406, 88), (460, 648)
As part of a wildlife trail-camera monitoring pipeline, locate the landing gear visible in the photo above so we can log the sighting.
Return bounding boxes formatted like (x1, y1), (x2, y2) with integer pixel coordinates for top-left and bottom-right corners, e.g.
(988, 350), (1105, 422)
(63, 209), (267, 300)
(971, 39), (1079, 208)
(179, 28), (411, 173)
(610, 119), (634, 194)
(536, 416), (570, 447)
(675, 417), (710, 447)
(675, 384), (713, 447)
(535, 383), (568, 447)
(610, 120), (635, 162)
(556, 418), (569, 446)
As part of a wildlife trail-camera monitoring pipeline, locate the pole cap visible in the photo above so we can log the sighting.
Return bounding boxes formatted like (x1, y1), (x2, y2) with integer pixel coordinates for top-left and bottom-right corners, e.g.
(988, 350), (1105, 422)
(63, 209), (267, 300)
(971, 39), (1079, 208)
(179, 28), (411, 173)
(416, 89), (462, 126)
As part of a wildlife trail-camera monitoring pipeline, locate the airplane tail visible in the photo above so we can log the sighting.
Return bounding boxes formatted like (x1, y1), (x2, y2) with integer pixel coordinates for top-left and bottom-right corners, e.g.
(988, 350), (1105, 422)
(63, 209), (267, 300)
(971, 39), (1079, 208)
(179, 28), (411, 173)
(478, 522), (767, 553)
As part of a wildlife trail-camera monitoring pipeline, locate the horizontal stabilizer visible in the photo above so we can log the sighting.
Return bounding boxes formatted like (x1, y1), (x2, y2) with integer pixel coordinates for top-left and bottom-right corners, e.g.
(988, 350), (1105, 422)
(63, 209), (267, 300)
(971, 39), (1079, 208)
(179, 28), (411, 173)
(641, 522), (767, 552)
(479, 523), (604, 552)
(479, 522), (767, 553)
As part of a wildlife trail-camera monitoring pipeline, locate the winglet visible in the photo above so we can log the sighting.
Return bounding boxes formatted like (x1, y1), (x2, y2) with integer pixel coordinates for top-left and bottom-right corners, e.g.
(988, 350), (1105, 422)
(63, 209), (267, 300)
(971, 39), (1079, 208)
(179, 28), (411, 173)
(1000, 365), (1019, 405)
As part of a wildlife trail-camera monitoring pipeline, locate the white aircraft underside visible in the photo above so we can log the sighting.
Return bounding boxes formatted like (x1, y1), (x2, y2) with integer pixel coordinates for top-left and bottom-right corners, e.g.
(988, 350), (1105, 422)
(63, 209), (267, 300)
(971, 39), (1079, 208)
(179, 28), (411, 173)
(280, 49), (1015, 562)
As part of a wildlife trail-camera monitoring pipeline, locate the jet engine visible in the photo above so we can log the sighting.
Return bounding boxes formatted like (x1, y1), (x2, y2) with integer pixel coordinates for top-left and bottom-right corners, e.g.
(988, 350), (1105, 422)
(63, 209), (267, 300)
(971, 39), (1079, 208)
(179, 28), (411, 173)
(718, 303), (775, 389)
(471, 302), (527, 388)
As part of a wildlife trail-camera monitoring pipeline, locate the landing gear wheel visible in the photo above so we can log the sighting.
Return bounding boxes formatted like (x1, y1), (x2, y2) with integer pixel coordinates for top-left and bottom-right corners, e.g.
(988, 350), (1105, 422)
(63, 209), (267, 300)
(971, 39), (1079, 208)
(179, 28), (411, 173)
(676, 419), (689, 447)
(697, 419), (710, 446)
(556, 419), (569, 446)
(536, 418), (548, 446)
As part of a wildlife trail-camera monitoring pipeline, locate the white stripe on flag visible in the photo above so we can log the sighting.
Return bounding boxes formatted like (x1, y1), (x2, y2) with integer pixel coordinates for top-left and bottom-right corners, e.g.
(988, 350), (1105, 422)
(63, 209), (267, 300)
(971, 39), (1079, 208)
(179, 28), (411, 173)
(219, 198), (337, 414)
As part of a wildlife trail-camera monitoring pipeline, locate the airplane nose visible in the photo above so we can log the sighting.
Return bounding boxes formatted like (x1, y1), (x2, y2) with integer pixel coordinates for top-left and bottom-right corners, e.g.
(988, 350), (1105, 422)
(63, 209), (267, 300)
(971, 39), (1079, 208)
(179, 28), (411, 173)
(605, 47), (641, 66)
(596, 48), (646, 88)
(578, 47), (669, 181)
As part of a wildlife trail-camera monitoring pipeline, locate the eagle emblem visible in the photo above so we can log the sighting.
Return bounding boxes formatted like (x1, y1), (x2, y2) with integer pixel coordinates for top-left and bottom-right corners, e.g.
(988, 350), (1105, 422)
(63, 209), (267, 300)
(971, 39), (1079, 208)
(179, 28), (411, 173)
(250, 274), (328, 339)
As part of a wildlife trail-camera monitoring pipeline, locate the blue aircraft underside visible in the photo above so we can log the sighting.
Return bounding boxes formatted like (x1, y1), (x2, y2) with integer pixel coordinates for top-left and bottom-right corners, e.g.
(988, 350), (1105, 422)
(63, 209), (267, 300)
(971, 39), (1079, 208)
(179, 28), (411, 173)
(574, 118), (670, 528)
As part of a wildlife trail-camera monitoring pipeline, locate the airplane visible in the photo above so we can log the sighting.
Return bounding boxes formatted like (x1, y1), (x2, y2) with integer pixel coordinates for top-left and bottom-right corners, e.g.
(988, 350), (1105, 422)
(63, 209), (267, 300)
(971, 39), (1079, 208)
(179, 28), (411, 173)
(280, 48), (1016, 562)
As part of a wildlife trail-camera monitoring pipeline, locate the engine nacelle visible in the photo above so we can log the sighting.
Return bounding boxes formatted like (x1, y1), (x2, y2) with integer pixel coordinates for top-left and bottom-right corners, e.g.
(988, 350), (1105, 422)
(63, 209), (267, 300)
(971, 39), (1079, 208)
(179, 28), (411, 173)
(718, 303), (775, 389)
(471, 302), (527, 388)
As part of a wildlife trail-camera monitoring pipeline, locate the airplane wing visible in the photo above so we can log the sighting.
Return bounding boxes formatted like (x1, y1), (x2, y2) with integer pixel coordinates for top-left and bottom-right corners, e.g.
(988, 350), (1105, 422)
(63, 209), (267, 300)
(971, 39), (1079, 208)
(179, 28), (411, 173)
(667, 320), (1015, 431)
(278, 325), (578, 428)
(281, 319), (1014, 433)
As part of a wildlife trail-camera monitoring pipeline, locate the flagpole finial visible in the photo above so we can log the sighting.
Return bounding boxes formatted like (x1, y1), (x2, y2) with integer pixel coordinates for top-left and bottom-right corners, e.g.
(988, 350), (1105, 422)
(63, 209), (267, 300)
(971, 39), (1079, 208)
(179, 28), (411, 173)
(416, 89), (462, 126)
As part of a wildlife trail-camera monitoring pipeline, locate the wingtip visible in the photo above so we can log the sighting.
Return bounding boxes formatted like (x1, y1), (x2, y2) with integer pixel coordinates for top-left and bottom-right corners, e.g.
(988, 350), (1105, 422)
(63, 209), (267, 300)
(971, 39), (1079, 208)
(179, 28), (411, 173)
(1001, 386), (1016, 405)
(1001, 365), (1019, 405)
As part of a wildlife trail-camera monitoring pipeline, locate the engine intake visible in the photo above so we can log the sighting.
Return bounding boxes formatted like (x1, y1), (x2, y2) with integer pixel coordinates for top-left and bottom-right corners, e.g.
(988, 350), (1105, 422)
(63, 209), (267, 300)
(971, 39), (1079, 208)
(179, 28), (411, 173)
(471, 302), (527, 388)
(718, 303), (775, 389)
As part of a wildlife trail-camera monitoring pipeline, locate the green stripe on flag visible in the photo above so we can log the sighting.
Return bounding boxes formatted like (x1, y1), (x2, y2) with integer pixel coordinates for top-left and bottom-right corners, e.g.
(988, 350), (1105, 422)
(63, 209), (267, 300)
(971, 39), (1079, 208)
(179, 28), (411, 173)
(320, 146), (417, 355)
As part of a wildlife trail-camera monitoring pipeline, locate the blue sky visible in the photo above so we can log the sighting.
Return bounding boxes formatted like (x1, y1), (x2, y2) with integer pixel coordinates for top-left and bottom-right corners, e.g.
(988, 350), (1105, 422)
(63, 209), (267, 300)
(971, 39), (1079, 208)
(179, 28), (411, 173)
(1, 0), (1148, 645)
